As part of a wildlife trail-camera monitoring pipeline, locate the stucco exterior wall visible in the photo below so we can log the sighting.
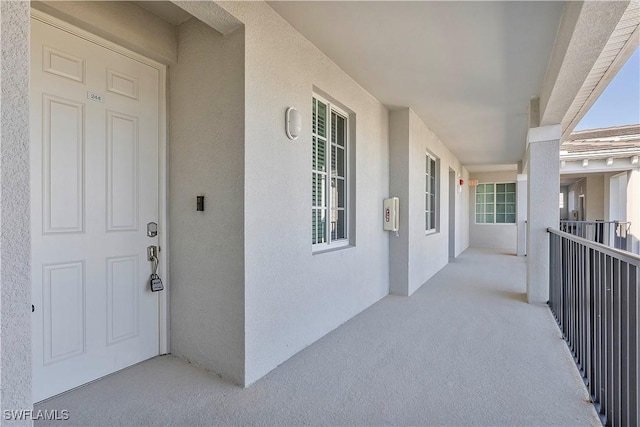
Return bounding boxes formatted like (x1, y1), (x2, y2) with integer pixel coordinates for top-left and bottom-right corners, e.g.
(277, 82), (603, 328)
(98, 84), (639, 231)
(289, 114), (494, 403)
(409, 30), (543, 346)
(168, 19), (246, 385)
(585, 175), (605, 221)
(33, 1), (178, 64)
(469, 170), (518, 252)
(0, 0), (32, 420)
(216, 1), (391, 386)
(389, 108), (468, 296)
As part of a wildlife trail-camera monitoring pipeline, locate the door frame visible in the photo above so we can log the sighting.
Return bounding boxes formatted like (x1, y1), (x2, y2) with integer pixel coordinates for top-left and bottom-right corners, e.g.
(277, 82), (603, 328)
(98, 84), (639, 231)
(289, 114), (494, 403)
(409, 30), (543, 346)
(31, 9), (170, 355)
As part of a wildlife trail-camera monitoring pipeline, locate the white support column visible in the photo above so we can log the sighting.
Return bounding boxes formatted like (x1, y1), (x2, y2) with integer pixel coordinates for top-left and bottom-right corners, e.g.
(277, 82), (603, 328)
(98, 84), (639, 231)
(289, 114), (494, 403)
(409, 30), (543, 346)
(516, 174), (527, 256)
(1, 1), (33, 419)
(526, 125), (560, 304)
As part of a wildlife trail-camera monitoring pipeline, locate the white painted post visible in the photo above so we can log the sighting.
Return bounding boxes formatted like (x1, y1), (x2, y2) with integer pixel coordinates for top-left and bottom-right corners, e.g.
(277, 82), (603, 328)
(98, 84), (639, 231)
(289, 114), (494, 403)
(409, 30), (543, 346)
(526, 125), (561, 304)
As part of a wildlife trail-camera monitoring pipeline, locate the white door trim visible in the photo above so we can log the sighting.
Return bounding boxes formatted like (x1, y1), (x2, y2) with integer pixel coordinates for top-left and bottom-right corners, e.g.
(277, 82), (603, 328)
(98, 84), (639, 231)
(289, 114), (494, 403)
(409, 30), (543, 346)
(31, 9), (170, 355)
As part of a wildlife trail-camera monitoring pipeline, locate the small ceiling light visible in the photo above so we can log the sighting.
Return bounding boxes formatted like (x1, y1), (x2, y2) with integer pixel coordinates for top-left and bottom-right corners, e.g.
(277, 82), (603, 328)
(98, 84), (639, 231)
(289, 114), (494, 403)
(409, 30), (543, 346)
(632, 155), (639, 165)
(606, 157), (614, 166)
(285, 107), (301, 140)
(560, 160), (566, 168)
(582, 159), (589, 167)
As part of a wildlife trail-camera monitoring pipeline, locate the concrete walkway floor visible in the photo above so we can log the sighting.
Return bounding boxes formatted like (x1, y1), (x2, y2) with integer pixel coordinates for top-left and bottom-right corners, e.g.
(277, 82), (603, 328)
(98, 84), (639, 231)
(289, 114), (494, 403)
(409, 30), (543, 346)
(36, 248), (600, 426)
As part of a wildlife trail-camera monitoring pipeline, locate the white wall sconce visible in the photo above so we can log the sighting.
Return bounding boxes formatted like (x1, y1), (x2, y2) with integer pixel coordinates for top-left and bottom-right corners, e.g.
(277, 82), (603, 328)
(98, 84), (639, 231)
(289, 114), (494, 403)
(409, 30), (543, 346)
(285, 107), (301, 140)
(632, 155), (639, 165)
(606, 157), (614, 166)
(582, 159), (589, 167)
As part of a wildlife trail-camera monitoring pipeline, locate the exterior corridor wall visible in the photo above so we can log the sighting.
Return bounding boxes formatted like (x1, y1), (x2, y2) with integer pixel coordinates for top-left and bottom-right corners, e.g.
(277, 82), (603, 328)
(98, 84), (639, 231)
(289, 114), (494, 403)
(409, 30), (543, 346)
(217, 1), (391, 386)
(389, 108), (469, 296)
(169, 19), (246, 385)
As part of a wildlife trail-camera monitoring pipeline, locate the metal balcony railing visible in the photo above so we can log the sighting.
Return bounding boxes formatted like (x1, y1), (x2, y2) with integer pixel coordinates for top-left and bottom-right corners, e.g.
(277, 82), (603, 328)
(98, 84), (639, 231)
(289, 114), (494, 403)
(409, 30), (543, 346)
(549, 228), (639, 426)
(559, 221), (631, 252)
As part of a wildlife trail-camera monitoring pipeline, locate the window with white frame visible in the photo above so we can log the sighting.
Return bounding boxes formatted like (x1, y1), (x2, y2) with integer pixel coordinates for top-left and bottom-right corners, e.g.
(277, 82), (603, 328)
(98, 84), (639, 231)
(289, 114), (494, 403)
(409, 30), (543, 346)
(475, 182), (516, 224)
(425, 152), (439, 232)
(312, 95), (348, 248)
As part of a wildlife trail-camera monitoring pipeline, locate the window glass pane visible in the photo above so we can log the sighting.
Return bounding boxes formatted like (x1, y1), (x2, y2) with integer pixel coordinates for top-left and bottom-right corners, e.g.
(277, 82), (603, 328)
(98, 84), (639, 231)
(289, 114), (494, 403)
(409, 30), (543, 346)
(330, 178), (337, 210)
(506, 204), (515, 214)
(312, 209), (318, 244)
(312, 137), (317, 170)
(330, 209), (338, 240)
(317, 101), (327, 138)
(430, 209), (436, 229)
(477, 204), (484, 214)
(476, 194), (484, 203)
(336, 115), (346, 147)
(316, 174), (325, 207)
(337, 210), (346, 239)
(476, 214), (484, 223)
(506, 183), (516, 192)
(496, 183), (505, 192)
(485, 214), (494, 223)
(312, 99), (316, 134)
(337, 147), (345, 177)
(486, 204), (494, 214)
(331, 112), (337, 144)
(313, 209), (327, 244)
(496, 193), (505, 203)
(331, 145), (337, 177)
(430, 159), (436, 178)
(312, 174), (317, 206)
(485, 184), (494, 194)
(486, 193), (494, 203)
(496, 203), (505, 214)
(317, 138), (326, 172)
(506, 214), (515, 223)
(496, 214), (505, 224)
(506, 193), (515, 203)
(430, 194), (435, 211)
(337, 178), (345, 208)
(476, 184), (485, 193)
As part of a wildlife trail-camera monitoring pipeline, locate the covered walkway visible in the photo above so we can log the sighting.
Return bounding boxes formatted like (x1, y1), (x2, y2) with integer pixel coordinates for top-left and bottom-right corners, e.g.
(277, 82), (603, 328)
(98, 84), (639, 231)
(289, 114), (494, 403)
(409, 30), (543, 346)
(36, 249), (599, 426)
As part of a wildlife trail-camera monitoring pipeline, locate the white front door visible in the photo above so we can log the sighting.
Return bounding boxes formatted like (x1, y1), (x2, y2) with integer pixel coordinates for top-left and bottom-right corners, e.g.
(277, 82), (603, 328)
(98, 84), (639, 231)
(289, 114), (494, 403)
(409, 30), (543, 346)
(30, 17), (163, 402)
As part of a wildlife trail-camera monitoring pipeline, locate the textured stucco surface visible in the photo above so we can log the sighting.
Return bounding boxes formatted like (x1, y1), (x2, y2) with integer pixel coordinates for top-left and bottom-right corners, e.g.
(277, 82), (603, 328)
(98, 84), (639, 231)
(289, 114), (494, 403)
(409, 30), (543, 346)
(469, 170), (518, 252)
(390, 108), (469, 296)
(527, 136), (560, 304)
(0, 0), (32, 421)
(216, 1), (391, 386)
(169, 18), (245, 385)
(585, 175), (605, 221)
(34, 1), (178, 64)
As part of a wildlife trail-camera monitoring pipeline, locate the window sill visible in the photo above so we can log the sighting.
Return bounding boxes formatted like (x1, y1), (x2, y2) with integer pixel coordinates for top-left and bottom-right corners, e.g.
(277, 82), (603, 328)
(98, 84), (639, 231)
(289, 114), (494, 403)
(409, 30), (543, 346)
(312, 242), (354, 255)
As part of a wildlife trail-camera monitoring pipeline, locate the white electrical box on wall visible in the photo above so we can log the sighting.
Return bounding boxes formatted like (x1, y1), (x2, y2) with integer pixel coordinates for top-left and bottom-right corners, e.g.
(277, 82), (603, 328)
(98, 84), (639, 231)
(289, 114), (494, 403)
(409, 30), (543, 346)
(383, 197), (399, 232)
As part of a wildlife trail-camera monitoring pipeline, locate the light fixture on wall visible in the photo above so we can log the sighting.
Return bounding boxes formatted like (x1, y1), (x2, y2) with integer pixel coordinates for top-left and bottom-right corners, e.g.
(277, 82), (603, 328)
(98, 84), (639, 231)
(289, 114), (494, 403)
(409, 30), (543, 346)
(582, 159), (589, 167)
(560, 160), (566, 168)
(606, 157), (614, 166)
(285, 107), (301, 140)
(632, 155), (639, 165)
